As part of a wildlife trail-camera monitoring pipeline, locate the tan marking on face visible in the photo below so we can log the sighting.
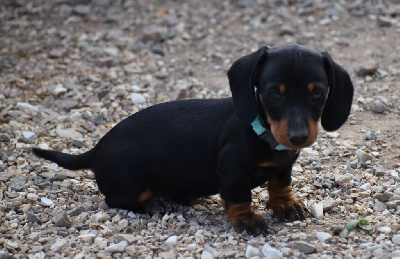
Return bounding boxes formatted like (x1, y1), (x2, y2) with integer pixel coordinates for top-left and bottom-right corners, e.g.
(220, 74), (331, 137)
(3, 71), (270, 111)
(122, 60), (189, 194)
(266, 116), (319, 149)
(138, 189), (153, 203)
(308, 83), (315, 92)
(279, 84), (285, 94)
(257, 161), (278, 168)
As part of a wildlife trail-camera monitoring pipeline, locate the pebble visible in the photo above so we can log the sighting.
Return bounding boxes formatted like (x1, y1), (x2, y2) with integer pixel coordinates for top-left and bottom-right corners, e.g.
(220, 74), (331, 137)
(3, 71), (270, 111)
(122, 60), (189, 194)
(40, 197), (53, 207)
(131, 93), (146, 104)
(165, 235), (178, 248)
(246, 245), (261, 258)
(292, 241), (316, 254)
(22, 131), (35, 139)
(316, 232), (332, 242)
(356, 149), (373, 164)
(356, 61), (378, 77)
(262, 243), (283, 259)
(50, 239), (67, 252)
(26, 211), (41, 223)
(370, 100), (389, 114)
(105, 240), (128, 253)
(364, 131), (378, 140)
(52, 212), (72, 228)
(312, 203), (324, 219)
(92, 212), (111, 223)
(392, 234), (400, 245)
(201, 250), (213, 259)
(16, 102), (39, 112)
(379, 226), (391, 234)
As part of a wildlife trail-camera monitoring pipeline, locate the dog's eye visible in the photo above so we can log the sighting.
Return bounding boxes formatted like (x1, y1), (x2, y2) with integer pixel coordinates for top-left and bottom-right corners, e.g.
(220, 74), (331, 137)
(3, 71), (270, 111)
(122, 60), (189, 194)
(311, 91), (323, 100)
(268, 92), (281, 101)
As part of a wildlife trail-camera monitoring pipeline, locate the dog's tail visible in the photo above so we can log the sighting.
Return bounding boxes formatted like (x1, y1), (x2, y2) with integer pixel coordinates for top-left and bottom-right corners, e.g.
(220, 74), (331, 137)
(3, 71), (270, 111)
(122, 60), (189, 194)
(32, 148), (94, 170)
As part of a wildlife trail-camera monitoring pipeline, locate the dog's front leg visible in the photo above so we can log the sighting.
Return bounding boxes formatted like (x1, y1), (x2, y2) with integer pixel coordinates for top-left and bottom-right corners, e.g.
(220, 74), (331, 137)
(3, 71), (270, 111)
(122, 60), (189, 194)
(220, 179), (267, 236)
(267, 169), (306, 221)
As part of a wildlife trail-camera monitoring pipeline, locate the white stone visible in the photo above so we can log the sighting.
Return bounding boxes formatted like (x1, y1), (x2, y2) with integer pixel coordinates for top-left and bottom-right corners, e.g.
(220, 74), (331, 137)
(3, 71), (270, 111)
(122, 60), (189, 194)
(392, 234), (400, 245)
(131, 93), (146, 104)
(50, 239), (67, 252)
(105, 240), (128, 253)
(22, 131), (35, 139)
(27, 193), (39, 201)
(92, 212), (111, 223)
(38, 143), (49, 150)
(165, 235), (178, 248)
(53, 83), (67, 95)
(316, 232), (332, 242)
(360, 183), (371, 191)
(201, 250), (213, 259)
(312, 203), (324, 219)
(177, 215), (185, 222)
(16, 102), (39, 112)
(379, 226), (392, 234)
(262, 243), (283, 259)
(246, 245), (261, 258)
(41, 197), (53, 207)
(326, 132), (340, 138)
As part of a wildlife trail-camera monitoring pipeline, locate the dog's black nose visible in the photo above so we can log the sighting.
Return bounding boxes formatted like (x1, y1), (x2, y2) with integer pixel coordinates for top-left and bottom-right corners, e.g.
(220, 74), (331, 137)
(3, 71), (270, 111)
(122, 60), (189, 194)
(289, 133), (309, 146)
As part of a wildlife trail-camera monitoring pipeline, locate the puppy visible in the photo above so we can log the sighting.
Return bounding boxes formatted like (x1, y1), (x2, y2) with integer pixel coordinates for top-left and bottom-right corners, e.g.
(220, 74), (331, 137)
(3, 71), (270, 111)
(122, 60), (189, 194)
(33, 44), (354, 235)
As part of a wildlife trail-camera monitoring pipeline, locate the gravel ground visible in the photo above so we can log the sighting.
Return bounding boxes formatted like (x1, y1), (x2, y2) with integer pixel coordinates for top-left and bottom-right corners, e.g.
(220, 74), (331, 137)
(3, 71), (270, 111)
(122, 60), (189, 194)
(1, 0), (400, 258)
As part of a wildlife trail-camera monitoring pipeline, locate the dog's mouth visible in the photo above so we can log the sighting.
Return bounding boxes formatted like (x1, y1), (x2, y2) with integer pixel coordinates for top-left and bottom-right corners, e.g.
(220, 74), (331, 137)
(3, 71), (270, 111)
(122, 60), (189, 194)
(267, 116), (319, 150)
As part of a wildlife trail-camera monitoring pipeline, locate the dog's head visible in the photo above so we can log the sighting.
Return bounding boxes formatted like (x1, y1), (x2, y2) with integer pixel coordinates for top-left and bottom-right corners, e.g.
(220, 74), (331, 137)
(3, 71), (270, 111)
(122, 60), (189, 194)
(228, 44), (354, 150)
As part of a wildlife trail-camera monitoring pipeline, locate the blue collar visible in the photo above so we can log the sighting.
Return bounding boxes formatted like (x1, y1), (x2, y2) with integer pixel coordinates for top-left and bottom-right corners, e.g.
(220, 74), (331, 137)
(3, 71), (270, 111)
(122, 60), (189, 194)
(252, 88), (293, 151)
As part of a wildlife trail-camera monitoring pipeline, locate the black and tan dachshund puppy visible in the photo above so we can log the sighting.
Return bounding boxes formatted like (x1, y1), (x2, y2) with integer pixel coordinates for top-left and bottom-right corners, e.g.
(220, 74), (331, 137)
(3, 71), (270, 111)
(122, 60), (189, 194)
(33, 44), (353, 235)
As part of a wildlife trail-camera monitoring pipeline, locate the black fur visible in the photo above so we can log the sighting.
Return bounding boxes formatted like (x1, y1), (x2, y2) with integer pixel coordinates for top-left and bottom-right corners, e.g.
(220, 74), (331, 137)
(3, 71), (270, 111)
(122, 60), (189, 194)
(33, 44), (354, 235)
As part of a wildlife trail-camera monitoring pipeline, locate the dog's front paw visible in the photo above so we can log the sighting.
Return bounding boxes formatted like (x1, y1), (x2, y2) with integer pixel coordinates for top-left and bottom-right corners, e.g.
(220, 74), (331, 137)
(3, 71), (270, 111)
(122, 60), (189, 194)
(267, 197), (306, 221)
(226, 202), (267, 236)
(267, 178), (307, 221)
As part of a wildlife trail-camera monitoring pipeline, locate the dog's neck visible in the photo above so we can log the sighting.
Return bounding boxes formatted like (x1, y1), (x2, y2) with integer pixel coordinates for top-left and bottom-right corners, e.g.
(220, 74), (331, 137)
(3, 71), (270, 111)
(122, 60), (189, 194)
(252, 88), (293, 151)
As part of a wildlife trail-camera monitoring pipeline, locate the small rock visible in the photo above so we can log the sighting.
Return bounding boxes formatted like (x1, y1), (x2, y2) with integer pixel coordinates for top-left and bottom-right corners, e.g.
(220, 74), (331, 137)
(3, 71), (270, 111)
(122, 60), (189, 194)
(360, 183), (371, 191)
(158, 252), (176, 259)
(390, 170), (399, 180)
(262, 243), (283, 259)
(73, 5), (91, 16)
(370, 100), (389, 114)
(364, 131), (377, 140)
(141, 26), (162, 42)
(165, 235), (178, 248)
(4, 240), (19, 252)
(292, 241), (316, 254)
(374, 193), (394, 202)
(312, 203), (323, 219)
(92, 212), (111, 223)
(67, 206), (86, 217)
(246, 245), (261, 258)
(379, 226), (391, 234)
(201, 251), (213, 259)
(22, 131), (35, 139)
(9, 182), (24, 192)
(16, 102), (39, 112)
(49, 49), (66, 59)
(392, 234), (400, 245)
(321, 199), (335, 211)
(56, 126), (83, 139)
(105, 240), (128, 253)
(131, 93), (146, 104)
(50, 239), (67, 252)
(52, 212), (72, 228)
(41, 197), (53, 207)
(373, 201), (387, 212)
(377, 16), (392, 27)
(356, 61), (378, 77)
(373, 165), (385, 176)
(56, 99), (80, 111)
(316, 232), (332, 242)
(278, 26), (296, 36)
(356, 150), (373, 164)
(26, 211), (41, 223)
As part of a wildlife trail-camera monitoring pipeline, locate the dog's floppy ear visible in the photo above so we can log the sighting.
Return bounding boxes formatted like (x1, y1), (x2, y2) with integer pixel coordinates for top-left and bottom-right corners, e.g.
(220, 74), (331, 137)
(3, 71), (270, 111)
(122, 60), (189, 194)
(321, 52), (354, 131)
(228, 46), (269, 124)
